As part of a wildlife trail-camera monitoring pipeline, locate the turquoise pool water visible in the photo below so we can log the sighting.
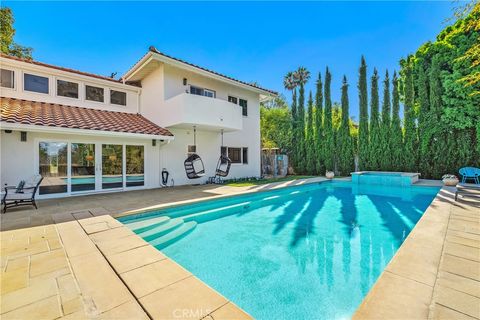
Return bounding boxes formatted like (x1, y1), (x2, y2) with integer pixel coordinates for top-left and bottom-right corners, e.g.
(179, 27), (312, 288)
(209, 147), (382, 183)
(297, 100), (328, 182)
(120, 181), (439, 319)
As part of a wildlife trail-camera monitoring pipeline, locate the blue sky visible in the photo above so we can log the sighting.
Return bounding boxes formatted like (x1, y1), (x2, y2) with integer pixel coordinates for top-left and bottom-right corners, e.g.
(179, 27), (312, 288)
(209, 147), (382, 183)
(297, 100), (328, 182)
(6, 1), (453, 120)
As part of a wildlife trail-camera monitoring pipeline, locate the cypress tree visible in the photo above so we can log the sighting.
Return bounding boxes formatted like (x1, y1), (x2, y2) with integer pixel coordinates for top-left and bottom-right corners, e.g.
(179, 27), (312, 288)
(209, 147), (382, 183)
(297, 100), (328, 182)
(284, 71), (298, 170)
(337, 76), (355, 175)
(290, 89), (298, 169)
(379, 70), (391, 171)
(358, 56), (369, 171)
(314, 73), (324, 175)
(369, 68), (381, 170)
(305, 92), (316, 174)
(323, 67), (334, 173)
(295, 67), (310, 174)
(403, 59), (418, 172)
(390, 71), (403, 171)
(297, 84), (306, 173)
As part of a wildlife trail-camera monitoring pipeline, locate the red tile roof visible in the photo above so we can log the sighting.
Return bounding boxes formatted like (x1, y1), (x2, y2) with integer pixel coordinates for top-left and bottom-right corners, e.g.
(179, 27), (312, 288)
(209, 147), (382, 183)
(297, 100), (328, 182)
(127, 46), (278, 95)
(0, 54), (140, 87)
(1, 97), (173, 137)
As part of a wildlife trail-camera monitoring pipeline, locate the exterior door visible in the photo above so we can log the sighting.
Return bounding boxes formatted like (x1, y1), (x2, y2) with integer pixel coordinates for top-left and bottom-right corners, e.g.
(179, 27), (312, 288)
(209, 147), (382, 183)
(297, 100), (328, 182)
(101, 144), (123, 190)
(70, 143), (97, 192)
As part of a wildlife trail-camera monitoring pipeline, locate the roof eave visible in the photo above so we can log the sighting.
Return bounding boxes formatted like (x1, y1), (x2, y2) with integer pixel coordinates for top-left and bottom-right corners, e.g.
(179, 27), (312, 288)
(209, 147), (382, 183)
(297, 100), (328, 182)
(0, 122), (175, 140)
(123, 51), (278, 97)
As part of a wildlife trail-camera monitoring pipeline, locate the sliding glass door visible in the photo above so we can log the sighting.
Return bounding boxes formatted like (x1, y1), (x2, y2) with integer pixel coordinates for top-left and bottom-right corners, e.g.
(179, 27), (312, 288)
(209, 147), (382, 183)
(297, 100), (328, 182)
(38, 141), (145, 196)
(102, 144), (123, 189)
(38, 142), (68, 195)
(71, 143), (96, 192)
(126, 145), (144, 187)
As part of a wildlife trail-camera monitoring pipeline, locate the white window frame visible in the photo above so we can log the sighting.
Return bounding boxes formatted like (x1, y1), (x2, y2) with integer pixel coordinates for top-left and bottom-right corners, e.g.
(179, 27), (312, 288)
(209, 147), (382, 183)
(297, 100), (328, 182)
(223, 146), (248, 165)
(110, 89), (127, 106)
(0, 68), (15, 90)
(56, 77), (80, 100)
(23, 71), (50, 95)
(84, 83), (106, 104)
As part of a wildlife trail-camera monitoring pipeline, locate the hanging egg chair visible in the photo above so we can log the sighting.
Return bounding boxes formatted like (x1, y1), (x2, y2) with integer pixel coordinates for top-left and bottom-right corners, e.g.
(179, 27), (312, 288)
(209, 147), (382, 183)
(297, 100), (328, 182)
(184, 126), (206, 179)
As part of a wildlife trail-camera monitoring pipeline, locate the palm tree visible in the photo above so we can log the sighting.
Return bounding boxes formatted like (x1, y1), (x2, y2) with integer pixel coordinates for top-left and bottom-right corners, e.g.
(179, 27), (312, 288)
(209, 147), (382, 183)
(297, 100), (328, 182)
(283, 71), (298, 94)
(294, 67), (311, 87)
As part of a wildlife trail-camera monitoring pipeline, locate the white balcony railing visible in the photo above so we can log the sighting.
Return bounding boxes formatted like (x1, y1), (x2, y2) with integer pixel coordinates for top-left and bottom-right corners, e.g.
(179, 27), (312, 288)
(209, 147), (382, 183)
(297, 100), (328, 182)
(160, 93), (243, 131)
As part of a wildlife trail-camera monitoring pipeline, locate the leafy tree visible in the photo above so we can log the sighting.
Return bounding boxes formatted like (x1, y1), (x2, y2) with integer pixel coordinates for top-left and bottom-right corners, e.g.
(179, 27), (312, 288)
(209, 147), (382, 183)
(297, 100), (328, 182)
(336, 76), (355, 175)
(314, 72), (324, 175)
(402, 58), (418, 172)
(455, 2), (480, 95)
(368, 68), (381, 170)
(260, 105), (292, 152)
(323, 67), (335, 172)
(0, 7), (32, 59)
(390, 71), (404, 171)
(305, 92), (316, 174)
(379, 70), (392, 171)
(357, 56), (369, 170)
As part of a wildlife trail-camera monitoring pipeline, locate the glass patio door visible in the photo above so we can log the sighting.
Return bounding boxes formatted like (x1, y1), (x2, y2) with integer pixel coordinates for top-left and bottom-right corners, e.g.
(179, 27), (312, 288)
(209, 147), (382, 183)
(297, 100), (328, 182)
(101, 144), (123, 189)
(71, 143), (96, 192)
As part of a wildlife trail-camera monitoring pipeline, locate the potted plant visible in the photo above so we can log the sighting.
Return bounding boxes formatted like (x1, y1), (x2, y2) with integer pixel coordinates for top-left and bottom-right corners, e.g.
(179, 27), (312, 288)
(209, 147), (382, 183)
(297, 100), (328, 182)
(442, 174), (459, 186)
(326, 171), (335, 179)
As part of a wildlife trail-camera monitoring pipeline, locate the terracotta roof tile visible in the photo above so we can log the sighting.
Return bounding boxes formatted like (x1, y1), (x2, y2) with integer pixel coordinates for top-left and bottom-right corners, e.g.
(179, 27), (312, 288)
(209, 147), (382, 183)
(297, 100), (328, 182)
(1, 97), (173, 137)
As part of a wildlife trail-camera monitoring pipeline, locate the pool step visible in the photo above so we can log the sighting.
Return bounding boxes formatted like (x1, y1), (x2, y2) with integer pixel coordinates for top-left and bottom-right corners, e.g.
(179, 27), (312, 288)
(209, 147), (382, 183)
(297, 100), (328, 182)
(137, 218), (184, 241)
(150, 221), (197, 249)
(182, 201), (251, 224)
(125, 216), (170, 233)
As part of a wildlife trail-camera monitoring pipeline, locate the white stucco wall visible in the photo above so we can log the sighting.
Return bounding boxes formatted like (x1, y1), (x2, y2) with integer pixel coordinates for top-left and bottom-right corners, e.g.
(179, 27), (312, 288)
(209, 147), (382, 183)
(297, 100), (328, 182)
(140, 63), (262, 184)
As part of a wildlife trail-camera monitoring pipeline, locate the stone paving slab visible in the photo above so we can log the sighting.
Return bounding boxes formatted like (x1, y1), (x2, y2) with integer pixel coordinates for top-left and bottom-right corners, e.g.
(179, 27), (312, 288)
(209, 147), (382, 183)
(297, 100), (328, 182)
(353, 187), (480, 320)
(0, 214), (252, 319)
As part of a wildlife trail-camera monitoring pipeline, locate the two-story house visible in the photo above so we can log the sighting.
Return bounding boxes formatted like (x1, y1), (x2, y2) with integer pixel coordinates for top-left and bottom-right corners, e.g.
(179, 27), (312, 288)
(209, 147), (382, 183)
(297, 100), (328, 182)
(0, 47), (276, 198)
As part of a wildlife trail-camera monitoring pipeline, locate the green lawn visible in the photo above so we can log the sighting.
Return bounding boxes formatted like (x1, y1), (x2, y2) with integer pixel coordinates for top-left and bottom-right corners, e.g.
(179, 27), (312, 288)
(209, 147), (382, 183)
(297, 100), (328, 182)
(225, 175), (315, 187)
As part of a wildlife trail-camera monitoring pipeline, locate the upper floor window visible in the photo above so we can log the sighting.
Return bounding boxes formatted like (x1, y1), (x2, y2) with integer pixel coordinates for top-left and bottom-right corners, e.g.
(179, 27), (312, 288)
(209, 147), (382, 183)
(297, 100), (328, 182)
(0, 69), (14, 88)
(228, 96), (248, 116)
(85, 85), (104, 102)
(110, 90), (126, 106)
(239, 99), (248, 116)
(228, 96), (238, 104)
(24, 73), (49, 94)
(57, 80), (78, 98)
(190, 85), (215, 98)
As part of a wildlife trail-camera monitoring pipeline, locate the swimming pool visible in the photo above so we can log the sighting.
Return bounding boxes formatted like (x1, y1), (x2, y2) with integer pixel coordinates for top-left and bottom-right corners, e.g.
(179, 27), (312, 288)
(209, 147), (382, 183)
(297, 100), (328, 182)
(119, 181), (440, 319)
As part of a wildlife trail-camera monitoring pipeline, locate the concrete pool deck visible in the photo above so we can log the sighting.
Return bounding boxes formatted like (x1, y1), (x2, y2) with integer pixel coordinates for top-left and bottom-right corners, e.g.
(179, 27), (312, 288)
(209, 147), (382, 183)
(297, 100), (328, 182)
(1, 177), (479, 319)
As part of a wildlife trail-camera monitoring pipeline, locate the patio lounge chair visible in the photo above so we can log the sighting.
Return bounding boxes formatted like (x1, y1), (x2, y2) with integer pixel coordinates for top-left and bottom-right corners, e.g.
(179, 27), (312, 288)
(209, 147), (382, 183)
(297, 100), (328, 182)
(459, 167), (480, 184)
(455, 183), (480, 201)
(2, 175), (43, 213)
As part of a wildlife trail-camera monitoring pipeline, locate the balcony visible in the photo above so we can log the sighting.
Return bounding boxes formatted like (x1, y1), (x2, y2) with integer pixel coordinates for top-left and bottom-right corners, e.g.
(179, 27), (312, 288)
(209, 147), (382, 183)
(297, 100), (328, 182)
(160, 93), (243, 132)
